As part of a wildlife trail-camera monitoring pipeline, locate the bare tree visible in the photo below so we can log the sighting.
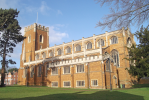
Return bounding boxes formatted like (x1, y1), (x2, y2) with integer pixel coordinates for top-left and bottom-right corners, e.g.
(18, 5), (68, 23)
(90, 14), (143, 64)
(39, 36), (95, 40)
(95, 0), (149, 30)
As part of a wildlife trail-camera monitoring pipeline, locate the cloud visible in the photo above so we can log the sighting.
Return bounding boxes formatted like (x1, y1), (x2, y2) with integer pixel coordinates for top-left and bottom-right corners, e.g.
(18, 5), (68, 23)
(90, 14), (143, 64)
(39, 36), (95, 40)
(57, 10), (63, 15)
(25, 6), (37, 13)
(55, 24), (65, 27)
(48, 26), (69, 44)
(39, 1), (50, 13)
(25, 1), (50, 15)
(8, 42), (22, 60)
(20, 27), (25, 36)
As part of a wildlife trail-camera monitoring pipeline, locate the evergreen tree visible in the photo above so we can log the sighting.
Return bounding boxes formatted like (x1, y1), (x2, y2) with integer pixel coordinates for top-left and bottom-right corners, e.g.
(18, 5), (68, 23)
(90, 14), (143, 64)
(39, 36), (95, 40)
(126, 25), (149, 81)
(8, 68), (18, 73)
(0, 8), (25, 87)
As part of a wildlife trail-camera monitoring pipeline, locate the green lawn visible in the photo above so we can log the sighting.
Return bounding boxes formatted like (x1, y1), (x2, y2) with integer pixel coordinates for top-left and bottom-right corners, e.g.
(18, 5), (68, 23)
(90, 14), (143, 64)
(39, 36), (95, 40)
(0, 85), (149, 100)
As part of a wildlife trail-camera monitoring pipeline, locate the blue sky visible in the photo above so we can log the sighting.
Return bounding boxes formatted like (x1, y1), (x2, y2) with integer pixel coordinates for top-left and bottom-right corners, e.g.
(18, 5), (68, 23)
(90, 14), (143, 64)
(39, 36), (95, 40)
(0, 0), (147, 69)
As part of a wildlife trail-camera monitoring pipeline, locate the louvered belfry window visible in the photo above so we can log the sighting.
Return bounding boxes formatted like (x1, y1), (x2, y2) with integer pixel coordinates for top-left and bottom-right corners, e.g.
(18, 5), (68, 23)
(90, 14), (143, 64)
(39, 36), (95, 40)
(40, 35), (42, 42)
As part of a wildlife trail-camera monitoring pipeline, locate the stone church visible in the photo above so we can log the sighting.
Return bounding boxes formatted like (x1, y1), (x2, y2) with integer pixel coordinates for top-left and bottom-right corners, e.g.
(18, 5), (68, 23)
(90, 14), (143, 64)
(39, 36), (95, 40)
(18, 23), (136, 89)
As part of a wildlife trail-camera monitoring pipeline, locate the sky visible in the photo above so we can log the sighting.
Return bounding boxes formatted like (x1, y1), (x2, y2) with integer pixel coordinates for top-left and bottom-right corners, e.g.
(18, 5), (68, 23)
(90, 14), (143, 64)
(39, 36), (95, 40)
(0, 0), (147, 69)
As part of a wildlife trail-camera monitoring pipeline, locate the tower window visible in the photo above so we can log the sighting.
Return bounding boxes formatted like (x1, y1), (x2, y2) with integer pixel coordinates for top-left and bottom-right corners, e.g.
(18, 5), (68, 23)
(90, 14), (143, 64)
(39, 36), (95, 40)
(40, 35), (43, 43)
(127, 38), (132, 47)
(28, 35), (31, 43)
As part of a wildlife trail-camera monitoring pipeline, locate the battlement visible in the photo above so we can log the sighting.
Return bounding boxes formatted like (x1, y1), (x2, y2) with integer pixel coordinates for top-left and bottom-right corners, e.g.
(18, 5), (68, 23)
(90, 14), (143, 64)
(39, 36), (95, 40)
(24, 24), (34, 32)
(24, 23), (49, 32)
(36, 24), (49, 32)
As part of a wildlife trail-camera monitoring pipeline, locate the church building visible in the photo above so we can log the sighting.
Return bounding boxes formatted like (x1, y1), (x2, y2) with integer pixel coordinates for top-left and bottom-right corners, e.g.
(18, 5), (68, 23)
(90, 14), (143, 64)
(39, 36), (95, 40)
(18, 23), (136, 89)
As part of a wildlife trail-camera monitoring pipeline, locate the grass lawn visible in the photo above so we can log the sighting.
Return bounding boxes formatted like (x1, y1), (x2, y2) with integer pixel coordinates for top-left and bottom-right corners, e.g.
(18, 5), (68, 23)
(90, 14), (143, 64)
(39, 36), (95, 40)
(0, 85), (149, 100)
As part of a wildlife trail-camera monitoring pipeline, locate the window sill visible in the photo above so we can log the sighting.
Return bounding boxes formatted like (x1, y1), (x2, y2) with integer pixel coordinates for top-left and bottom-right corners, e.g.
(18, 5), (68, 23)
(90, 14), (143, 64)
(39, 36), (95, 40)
(76, 86), (85, 87)
(86, 49), (93, 51)
(56, 55), (61, 57)
(76, 72), (85, 74)
(65, 53), (72, 55)
(63, 86), (71, 88)
(63, 73), (71, 75)
(91, 85), (98, 87)
(74, 51), (82, 53)
(52, 86), (58, 87)
(51, 74), (58, 76)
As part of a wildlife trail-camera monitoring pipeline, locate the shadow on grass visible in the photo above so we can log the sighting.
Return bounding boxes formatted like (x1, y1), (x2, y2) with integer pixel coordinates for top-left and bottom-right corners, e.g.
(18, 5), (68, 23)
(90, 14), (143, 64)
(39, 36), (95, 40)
(132, 84), (149, 88)
(1, 90), (144, 100)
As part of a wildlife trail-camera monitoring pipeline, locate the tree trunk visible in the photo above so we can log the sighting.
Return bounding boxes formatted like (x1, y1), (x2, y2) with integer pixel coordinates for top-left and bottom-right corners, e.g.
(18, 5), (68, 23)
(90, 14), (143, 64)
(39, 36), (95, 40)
(1, 40), (8, 87)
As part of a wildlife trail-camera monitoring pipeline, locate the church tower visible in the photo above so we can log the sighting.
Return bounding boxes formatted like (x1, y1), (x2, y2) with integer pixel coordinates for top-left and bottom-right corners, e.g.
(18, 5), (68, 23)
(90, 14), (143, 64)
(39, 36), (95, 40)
(20, 23), (49, 65)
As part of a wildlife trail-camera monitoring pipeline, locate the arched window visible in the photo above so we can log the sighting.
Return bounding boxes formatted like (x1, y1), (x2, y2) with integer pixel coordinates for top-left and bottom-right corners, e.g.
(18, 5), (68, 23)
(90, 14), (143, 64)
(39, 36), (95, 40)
(28, 35), (31, 43)
(38, 65), (42, 77)
(111, 36), (118, 44)
(98, 39), (104, 47)
(45, 64), (48, 76)
(127, 38), (132, 47)
(66, 47), (71, 53)
(111, 50), (119, 67)
(87, 42), (92, 49)
(35, 54), (39, 60)
(30, 66), (34, 78)
(40, 35), (43, 43)
(76, 44), (81, 51)
(49, 51), (53, 57)
(106, 59), (110, 71)
(42, 52), (46, 59)
(57, 49), (61, 55)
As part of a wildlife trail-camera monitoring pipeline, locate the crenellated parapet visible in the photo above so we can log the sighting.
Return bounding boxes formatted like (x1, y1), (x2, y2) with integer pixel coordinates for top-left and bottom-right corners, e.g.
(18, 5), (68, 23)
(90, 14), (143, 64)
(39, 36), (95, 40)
(24, 23), (49, 32)
(37, 24), (49, 32)
(24, 24), (34, 32)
